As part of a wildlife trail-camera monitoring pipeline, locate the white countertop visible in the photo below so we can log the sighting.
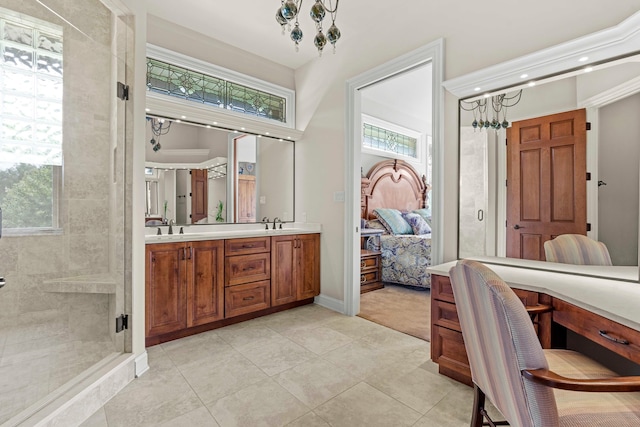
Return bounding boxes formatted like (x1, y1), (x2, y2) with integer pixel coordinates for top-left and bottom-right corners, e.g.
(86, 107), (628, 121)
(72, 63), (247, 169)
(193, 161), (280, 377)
(427, 259), (640, 333)
(144, 222), (321, 244)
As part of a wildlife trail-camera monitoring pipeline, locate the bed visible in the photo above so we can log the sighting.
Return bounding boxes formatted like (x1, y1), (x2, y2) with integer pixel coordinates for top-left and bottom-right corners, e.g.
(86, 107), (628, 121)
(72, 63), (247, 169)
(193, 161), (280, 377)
(361, 159), (432, 289)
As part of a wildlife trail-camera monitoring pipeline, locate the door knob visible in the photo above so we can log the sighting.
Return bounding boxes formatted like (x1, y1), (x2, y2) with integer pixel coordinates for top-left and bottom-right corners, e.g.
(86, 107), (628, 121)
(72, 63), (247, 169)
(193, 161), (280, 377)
(513, 224), (525, 230)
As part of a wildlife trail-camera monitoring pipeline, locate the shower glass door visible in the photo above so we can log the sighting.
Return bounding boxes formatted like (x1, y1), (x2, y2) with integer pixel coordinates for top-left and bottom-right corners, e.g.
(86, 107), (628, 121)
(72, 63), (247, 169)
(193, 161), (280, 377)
(0, 0), (131, 423)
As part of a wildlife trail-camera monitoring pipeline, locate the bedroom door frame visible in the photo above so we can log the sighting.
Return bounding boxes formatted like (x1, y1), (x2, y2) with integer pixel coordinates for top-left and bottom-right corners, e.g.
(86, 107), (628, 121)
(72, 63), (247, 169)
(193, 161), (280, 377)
(344, 39), (445, 316)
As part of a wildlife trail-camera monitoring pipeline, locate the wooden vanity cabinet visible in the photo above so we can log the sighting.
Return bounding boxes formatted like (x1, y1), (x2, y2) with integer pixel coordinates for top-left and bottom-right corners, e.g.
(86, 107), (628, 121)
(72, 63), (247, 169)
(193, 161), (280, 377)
(271, 234), (321, 306)
(146, 233), (320, 345)
(145, 239), (224, 337)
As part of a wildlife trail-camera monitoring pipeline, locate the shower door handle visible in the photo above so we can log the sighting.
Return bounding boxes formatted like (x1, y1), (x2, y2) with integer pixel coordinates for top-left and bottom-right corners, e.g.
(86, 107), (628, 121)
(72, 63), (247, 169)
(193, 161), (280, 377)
(0, 277), (5, 289)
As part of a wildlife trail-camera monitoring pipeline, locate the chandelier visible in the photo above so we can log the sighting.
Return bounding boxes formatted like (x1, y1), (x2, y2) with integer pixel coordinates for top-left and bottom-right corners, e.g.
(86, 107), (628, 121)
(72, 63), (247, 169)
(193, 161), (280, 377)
(276, 0), (341, 56)
(460, 90), (523, 131)
(147, 117), (172, 152)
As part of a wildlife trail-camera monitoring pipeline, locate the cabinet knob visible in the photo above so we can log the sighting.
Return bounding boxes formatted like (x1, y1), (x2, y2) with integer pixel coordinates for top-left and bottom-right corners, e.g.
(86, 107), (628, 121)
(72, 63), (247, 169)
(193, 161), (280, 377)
(360, 274), (366, 283)
(361, 260), (366, 268)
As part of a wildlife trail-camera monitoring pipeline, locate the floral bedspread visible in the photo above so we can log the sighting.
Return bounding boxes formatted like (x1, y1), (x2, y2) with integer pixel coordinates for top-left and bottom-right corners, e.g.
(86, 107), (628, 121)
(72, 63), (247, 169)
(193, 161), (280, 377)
(367, 234), (432, 288)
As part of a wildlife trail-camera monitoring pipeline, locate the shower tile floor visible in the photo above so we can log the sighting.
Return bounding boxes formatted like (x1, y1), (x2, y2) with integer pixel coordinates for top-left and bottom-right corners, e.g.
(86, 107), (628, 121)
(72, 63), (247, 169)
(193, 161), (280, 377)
(0, 308), (114, 424)
(82, 304), (500, 427)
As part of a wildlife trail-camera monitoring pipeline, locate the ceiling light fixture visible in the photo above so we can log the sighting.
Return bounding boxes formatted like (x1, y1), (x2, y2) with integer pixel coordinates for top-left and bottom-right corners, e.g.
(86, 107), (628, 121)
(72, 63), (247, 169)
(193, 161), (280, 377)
(146, 117), (172, 152)
(276, 0), (341, 56)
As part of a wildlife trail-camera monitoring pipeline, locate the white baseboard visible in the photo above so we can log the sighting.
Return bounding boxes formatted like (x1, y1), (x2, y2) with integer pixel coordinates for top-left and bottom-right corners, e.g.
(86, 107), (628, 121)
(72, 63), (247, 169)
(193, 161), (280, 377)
(135, 350), (149, 377)
(314, 293), (346, 315)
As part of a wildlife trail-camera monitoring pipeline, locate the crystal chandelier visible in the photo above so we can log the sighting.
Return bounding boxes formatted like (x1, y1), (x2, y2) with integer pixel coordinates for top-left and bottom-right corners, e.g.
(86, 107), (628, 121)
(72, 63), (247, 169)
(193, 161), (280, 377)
(460, 90), (523, 131)
(276, 0), (341, 56)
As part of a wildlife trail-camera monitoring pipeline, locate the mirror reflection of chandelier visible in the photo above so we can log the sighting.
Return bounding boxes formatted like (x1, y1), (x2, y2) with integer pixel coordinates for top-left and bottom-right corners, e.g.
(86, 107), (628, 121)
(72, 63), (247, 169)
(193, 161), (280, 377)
(460, 90), (523, 131)
(147, 117), (172, 152)
(276, 0), (341, 55)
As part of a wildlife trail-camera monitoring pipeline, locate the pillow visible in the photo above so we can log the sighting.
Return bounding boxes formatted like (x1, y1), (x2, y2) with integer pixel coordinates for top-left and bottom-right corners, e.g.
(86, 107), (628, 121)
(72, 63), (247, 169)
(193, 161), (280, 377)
(373, 208), (413, 235)
(402, 212), (431, 235)
(412, 208), (432, 227)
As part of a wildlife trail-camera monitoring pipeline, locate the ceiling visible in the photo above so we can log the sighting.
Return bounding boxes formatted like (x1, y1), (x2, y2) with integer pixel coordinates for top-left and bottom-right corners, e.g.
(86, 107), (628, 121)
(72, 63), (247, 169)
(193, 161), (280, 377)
(144, 0), (367, 70)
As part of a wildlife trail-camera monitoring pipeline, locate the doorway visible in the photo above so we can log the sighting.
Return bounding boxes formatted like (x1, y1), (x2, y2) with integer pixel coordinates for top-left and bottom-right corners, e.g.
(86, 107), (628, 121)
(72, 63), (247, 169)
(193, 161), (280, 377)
(344, 40), (444, 316)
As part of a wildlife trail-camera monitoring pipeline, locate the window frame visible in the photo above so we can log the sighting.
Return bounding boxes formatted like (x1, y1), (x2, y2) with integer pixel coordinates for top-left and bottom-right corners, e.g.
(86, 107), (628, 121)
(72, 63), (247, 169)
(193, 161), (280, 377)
(146, 44), (296, 130)
(360, 114), (425, 166)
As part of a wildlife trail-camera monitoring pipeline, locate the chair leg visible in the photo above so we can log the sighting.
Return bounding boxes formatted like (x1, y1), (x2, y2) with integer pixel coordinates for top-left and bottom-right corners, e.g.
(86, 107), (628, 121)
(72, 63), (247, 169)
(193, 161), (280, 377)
(471, 384), (485, 427)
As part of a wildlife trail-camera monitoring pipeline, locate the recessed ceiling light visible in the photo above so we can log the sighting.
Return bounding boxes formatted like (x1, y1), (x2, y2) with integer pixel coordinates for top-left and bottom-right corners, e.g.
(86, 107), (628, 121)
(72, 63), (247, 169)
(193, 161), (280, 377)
(520, 74), (528, 79)
(287, 136), (291, 139)
(233, 130), (238, 133)
(241, 127), (245, 130)
(145, 108), (150, 112)
(279, 138), (283, 142)
(213, 122), (217, 125)
(584, 67), (593, 73)
(181, 115), (186, 119)
(206, 125), (211, 128)
(176, 119), (181, 123)
(483, 93), (490, 98)
(528, 81), (536, 87)
(579, 56), (589, 62)
(257, 135), (262, 138)
(265, 132), (270, 135)
(474, 87), (481, 91)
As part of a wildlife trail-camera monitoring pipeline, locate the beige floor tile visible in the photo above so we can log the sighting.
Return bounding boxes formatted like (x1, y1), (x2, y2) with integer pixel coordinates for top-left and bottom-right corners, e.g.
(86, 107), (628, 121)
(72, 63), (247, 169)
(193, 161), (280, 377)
(208, 378), (309, 427)
(286, 412), (331, 426)
(365, 362), (460, 414)
(314, 382), (422, 427)
(236, 334), (316, 376)
(284, 325), (353, 355)
(415, 385), (476, 426)
(323, 315), (386, 339)
(321, 339), (401, 380)
(156, 406), (220, 426)
(179, 354), (268, 405)
(274, 358), (359, 408)
(103, 355), (203, 427)
(215, 322), (283, 350)
(162, 333), (238, 369)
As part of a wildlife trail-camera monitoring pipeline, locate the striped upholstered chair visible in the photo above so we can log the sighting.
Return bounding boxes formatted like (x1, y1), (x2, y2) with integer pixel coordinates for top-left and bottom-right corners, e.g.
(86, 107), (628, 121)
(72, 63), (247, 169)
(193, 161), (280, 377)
(449, 259), (640, 427)
(543, 234), (612, 265)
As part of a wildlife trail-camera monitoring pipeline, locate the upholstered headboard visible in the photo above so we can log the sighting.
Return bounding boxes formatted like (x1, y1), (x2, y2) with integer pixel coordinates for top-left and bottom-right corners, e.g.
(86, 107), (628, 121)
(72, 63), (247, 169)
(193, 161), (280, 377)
(361, 159), (429, 220)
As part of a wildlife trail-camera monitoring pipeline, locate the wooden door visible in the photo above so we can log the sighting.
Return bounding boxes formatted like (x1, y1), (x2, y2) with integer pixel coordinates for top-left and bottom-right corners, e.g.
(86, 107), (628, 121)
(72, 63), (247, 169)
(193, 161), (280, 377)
(145, 242), (187, 337)
(506, 109), (587, 260)
(191, 169), (208, 223)
(296, 234), (321, 300)
(271, 235), (297, 306)
(237, 175), (256, 223)
(186, 240), (225, 327)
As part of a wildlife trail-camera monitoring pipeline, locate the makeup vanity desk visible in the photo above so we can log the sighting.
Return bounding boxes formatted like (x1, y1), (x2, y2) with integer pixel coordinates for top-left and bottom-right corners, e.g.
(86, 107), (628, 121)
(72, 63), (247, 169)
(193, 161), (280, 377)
(427, 258), (640, 386)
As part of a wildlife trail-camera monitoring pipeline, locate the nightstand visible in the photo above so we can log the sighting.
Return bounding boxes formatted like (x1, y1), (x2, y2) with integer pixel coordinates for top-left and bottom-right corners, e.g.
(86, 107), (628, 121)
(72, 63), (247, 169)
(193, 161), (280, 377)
(360, 229), (384, 293)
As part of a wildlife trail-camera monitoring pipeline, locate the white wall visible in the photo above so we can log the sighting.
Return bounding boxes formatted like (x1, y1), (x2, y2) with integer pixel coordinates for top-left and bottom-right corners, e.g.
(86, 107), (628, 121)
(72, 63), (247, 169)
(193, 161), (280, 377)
(145, 2), (640, 305)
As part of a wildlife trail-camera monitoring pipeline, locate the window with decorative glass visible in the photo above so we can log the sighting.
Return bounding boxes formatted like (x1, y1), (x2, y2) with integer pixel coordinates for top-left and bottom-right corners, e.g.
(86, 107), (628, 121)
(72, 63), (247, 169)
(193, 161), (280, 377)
(146, 57), (288, 123)
(361, 114), (423, 162)
(0, 8), (62, 232)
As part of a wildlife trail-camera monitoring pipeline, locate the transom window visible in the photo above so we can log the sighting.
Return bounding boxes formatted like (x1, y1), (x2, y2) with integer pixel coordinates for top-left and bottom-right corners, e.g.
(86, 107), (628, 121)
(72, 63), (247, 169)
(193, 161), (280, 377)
(361, 114), (423, 161)
(147, 57), (287, 123)
(0, 8), (62, 231)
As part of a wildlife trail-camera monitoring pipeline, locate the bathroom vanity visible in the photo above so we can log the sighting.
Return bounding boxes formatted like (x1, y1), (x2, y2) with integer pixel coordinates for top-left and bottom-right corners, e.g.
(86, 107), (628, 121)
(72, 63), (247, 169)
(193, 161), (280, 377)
(145, 225), (320, 345)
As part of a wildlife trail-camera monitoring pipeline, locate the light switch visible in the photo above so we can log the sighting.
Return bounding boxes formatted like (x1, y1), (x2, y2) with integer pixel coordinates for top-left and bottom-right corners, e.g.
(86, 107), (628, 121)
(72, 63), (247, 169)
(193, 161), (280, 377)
(333, 191), (345, 202)
(259, 196), (266, 204)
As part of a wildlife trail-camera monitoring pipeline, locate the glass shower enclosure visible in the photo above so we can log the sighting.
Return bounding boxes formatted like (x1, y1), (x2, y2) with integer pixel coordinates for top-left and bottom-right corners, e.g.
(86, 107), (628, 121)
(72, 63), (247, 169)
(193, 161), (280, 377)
(0, 0), (131, 424)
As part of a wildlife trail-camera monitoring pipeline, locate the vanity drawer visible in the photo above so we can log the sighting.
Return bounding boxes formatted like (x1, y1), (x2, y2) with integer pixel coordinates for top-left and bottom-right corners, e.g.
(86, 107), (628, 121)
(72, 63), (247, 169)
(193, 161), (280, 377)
(225, 237), (271, 256)
(225, 280), (270, 318)
(431, 324), (472, 386)
(553, 299), (640, 365)
(225, 253), (271, 286)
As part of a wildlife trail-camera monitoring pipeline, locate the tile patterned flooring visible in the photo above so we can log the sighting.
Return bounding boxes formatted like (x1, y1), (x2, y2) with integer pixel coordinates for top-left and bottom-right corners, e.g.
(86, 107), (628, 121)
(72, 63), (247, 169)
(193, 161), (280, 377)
(82, 304), (487, 427)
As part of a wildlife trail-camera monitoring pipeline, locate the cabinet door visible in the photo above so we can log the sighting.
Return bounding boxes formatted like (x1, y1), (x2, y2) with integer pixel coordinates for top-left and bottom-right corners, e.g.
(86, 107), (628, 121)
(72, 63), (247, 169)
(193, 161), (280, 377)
(187, 240), (225, 327)
(146, 242), (187, 337)
(297, 234), (321, 300)
(271, 235), (297, 306)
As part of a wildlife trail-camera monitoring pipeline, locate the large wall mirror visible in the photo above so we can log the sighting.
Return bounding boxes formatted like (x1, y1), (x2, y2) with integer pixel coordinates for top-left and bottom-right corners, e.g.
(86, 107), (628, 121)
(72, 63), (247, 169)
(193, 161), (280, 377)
(144, 117), (294, 226)
(448, 11), (640, 281)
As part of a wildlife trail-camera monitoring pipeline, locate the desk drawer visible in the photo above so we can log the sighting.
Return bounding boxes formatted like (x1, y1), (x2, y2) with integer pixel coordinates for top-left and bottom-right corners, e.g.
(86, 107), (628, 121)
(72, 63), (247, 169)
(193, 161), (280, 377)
(433, 300), (460, 332)
(553, 299), (640, 365)
(226, 253), (270, 286)
(225, 280), (270, 318)
(225, 237), (270, 256)
(432, 274), (454, 303)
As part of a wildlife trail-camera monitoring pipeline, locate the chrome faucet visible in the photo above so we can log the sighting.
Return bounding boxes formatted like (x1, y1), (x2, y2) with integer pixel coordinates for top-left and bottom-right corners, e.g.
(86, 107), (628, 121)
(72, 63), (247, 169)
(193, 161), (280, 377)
(272, 217), (281, 230)
(262, 217), (270, 230)
(168, 219), (174, 235)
